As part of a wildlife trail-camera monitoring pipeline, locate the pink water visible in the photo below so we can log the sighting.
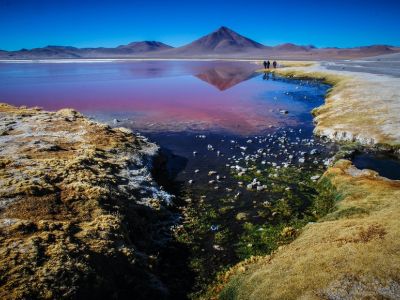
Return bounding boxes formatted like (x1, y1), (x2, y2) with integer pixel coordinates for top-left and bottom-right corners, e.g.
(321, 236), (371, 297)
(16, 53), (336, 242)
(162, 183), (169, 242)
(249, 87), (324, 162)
(0, 60), (323, 134)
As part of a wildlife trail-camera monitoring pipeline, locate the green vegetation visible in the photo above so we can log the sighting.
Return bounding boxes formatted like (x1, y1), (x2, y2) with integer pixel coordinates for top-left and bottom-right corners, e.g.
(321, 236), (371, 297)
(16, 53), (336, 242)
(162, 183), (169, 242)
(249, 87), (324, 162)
(175, 161), (339, 299)
(212, 160), (400, 300)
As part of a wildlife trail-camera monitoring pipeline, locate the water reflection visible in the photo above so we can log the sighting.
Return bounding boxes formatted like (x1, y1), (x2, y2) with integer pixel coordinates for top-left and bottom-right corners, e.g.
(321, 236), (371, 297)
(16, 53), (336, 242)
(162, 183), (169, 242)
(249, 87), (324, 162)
(0, 61), (327, 135)
(194, 62), (258, 90)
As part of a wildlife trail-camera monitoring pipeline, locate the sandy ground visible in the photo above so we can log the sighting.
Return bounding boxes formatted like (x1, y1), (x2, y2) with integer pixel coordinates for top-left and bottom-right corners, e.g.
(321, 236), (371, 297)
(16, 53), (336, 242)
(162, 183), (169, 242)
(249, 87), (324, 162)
(322, 53), (400, 77)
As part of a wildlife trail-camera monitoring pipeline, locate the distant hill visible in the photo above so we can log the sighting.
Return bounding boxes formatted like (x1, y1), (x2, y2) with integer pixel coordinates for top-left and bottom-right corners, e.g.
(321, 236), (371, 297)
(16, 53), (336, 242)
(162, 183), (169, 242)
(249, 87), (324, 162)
(0, 41), (174, 59)
(116, 41), (173, 52)
(273, 43), (316, 52)
(0, 26), (399, 60)
(162, 26), (266, 56)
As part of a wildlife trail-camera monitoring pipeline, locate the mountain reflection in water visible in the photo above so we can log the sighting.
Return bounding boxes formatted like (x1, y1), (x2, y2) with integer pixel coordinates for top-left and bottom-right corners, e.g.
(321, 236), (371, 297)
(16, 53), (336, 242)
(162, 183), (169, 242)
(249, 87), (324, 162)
(194, 62), (259, 90)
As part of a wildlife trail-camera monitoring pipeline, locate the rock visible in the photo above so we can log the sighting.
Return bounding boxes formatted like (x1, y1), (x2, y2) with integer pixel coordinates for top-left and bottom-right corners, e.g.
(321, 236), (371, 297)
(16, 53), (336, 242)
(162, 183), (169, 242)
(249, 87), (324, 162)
(279, 109), (289, 114)
(236, 212), (249, 221)
(208, 171), (217, 176)
(210, 225), (219, 231)
(311, 175), (320, 181)
(213, 244), (224, 251)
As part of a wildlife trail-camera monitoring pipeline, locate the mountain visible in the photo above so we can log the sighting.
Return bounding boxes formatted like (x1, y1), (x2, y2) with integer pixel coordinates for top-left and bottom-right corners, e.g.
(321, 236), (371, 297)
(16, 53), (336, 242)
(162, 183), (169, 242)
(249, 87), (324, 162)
(116, 41), (173, 52)
(273, 43), (316, 52)
(0, 26), (399, 60)
(162, 26), (266, 56)
(0, 41), (174, 59)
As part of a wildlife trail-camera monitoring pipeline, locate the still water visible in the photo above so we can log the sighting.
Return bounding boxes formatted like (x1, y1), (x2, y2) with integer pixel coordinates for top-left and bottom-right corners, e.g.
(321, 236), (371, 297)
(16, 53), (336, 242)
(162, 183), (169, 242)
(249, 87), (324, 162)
(0, 60), (326, 134)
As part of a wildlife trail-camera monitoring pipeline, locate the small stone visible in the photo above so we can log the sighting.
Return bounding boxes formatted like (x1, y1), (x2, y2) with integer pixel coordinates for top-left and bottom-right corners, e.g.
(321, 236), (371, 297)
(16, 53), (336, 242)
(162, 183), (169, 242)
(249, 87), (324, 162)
(213, 244), (224, 251)
(210, 225), (219, 231)
(311, 175), (320, 181)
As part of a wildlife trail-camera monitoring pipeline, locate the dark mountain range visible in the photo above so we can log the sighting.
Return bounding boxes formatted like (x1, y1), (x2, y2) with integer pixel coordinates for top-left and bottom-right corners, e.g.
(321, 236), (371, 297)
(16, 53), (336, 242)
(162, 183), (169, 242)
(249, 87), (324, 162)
(0, 41), (173, 59)
(0, 26), (399, 60)
(116, 41), (172, 52)
(273, 43), (316, 52)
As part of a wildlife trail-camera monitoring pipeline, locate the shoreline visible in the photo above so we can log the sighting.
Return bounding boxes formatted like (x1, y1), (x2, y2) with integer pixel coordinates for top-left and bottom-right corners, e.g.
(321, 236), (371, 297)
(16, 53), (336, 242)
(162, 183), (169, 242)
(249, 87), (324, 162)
(258, 62), (400, 148)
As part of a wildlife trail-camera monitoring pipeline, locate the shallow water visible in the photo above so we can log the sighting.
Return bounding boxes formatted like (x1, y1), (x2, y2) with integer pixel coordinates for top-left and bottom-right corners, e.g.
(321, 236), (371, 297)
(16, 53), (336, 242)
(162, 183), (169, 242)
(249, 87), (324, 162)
(353, 152), (400, 180)
(0, 60), (327, 135)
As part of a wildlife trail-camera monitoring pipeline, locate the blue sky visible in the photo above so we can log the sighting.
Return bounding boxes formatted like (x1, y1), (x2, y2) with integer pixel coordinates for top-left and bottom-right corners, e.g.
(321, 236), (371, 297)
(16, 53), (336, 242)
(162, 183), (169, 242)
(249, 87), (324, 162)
(0, 0), (399, 50)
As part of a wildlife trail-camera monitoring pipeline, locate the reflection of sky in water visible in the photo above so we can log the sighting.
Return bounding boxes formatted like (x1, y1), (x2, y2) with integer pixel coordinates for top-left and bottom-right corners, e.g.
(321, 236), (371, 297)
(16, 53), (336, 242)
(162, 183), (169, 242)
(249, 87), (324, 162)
(0, 61), (329, 134)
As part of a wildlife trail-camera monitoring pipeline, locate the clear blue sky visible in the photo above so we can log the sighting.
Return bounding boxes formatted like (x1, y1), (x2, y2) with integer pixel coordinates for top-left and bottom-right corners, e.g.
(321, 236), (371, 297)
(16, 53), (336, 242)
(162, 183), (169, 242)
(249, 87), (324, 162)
(0, 0), (399, 51)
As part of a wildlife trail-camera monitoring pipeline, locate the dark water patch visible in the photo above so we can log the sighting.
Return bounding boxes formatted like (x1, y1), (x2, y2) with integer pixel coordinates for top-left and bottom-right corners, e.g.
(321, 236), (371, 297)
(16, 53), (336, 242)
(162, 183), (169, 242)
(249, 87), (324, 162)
(352, 152), (400, 180)
(144, 125), (338, 297)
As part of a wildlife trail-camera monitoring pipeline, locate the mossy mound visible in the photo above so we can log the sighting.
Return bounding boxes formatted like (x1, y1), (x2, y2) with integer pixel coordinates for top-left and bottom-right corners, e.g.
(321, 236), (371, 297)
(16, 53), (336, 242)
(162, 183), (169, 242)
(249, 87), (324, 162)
(0, 104), (173, 299)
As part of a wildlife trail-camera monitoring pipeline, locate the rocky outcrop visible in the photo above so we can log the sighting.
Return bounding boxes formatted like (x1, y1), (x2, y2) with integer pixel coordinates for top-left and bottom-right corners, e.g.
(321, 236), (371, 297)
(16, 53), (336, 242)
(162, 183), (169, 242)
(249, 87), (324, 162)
(0, 104), (174, 299)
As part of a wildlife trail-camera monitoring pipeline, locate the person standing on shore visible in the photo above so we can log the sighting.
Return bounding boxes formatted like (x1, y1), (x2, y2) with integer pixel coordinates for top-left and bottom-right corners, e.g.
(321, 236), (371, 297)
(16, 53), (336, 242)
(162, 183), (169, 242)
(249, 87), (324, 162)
(263, 60), (267, 69)
(266, 60), (270, 69)
(273, 61), (277, 68)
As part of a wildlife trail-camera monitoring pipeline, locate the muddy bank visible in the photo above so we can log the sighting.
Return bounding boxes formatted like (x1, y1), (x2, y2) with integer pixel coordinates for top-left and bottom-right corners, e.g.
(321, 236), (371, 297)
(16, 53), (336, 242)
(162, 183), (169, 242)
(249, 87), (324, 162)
(0, 103), (185, 299)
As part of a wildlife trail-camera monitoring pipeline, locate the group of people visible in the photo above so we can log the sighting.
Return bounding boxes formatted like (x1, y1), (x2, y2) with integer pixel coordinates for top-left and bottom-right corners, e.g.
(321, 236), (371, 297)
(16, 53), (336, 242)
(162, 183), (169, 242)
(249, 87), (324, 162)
(263, 60), (277, 69)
